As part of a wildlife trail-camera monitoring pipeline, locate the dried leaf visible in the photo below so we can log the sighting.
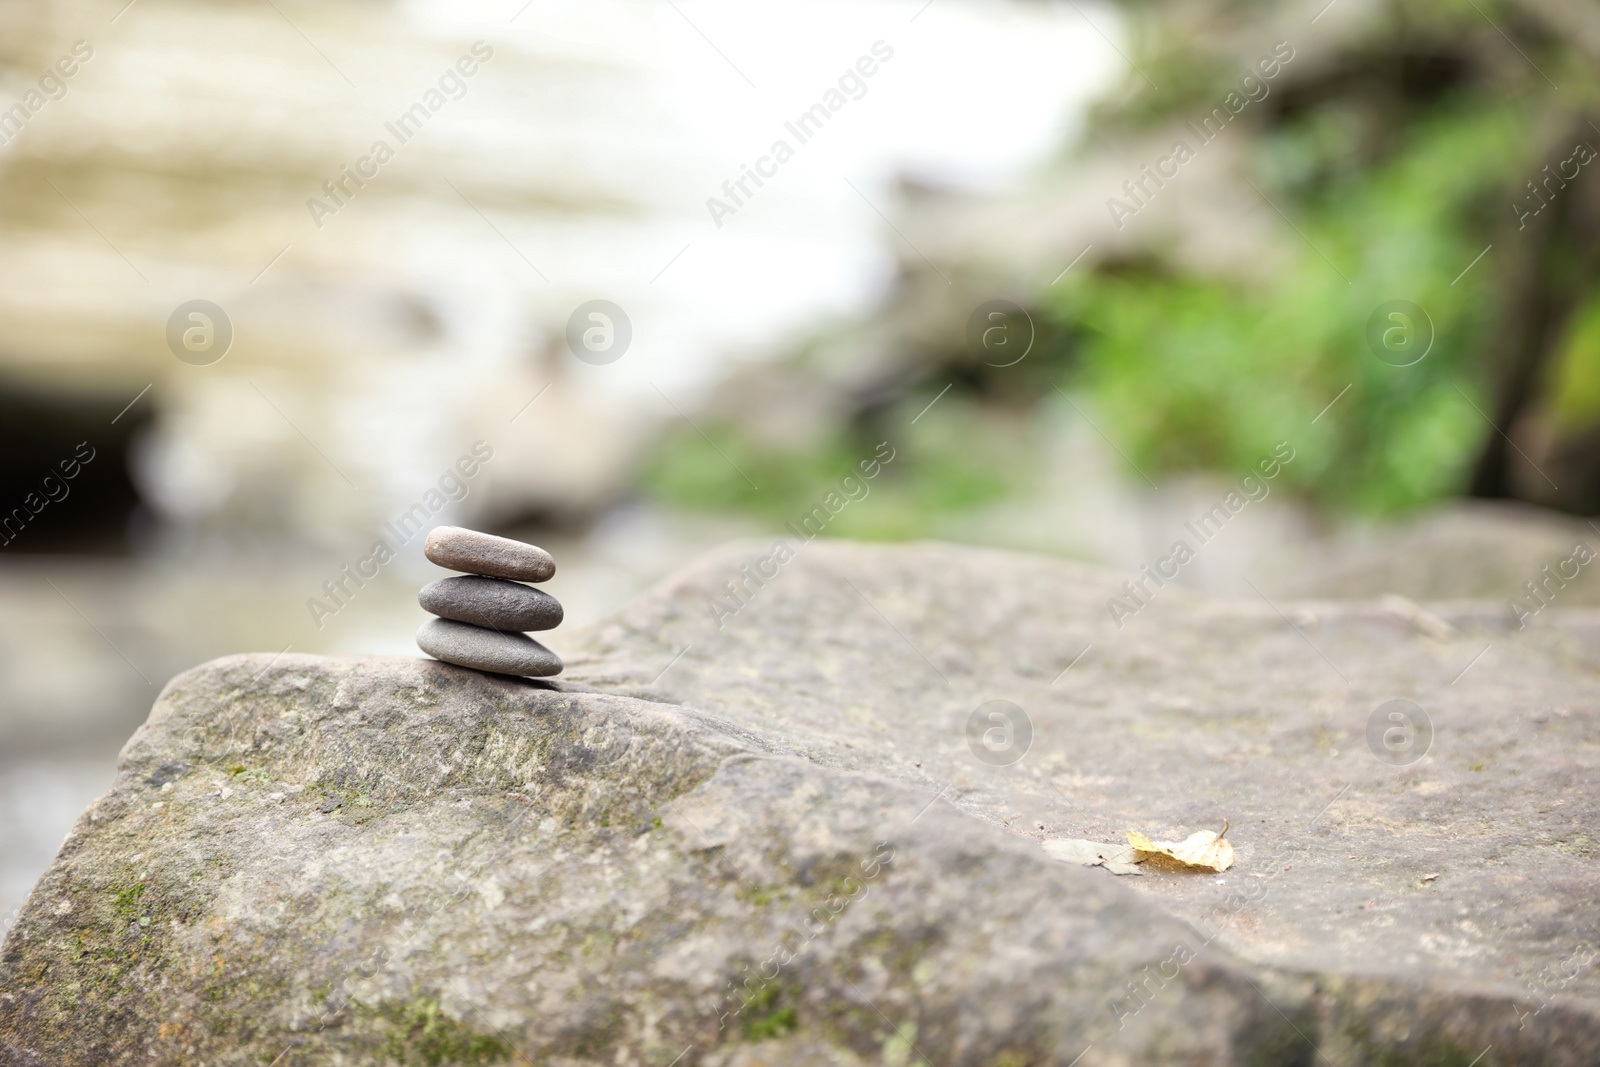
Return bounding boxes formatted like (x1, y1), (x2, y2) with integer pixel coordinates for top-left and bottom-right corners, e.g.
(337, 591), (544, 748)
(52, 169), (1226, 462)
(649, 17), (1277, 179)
(1041, 838), (1144, 876)
(1127, 821), (1234, 872)
(1381, 594), (1455, 640)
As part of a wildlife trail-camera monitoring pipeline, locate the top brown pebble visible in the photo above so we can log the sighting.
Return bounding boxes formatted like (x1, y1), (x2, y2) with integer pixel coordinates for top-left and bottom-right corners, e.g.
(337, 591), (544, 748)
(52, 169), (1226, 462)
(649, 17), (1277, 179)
(424, 526), (556, 582)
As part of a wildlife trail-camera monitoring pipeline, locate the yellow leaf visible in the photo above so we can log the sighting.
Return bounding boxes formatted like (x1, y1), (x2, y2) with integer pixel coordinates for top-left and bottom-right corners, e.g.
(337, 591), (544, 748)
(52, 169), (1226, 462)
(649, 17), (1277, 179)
(1127, 820), (1234, 872)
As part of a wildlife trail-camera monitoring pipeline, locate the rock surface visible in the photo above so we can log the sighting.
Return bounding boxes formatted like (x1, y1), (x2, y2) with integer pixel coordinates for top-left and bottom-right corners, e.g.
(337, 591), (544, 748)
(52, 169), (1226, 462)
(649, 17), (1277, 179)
(424, 526), (556, 583)
(415, 618), (563, 677)
(4, 540), (1600, 1066)
(419, 575), (564, 632)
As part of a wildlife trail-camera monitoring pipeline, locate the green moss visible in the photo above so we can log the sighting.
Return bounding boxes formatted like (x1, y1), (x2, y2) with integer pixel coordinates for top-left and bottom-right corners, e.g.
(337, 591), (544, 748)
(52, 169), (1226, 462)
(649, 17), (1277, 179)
(881, 1020), (918, 1066)
(852, 925), (941, 979)
(1374, 1038), (1483, 1067)
(1340, 1013), (1483, 1067)
(740, 984), (799, 1043)
(1243, 1006), (1316, 1067)
(1555, 834), (1596, 858)
(578, 928), (617, 960)
(379, 997), (510, 1066)
(111, 882), (146, 922)
(735, 883), (787, 906)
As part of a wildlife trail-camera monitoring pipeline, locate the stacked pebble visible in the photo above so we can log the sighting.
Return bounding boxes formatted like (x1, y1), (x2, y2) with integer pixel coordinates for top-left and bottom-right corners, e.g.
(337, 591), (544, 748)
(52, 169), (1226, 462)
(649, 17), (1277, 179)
(415, 526), (564, 677)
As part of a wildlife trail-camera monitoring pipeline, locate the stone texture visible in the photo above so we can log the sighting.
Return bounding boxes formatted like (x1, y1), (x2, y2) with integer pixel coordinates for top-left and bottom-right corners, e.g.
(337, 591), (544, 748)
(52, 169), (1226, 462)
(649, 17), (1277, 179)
(424, 526), (556, 583)
(1282, 500), (1600, 604)
(419, 575), (563, 632)
(4, 540), (1600, 1066)
(415, 618), (563, 677)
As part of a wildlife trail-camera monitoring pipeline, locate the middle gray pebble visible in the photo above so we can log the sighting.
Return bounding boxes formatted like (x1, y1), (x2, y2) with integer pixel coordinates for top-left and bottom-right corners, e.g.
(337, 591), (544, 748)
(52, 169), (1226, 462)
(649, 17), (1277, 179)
(418, 575), (564, 632)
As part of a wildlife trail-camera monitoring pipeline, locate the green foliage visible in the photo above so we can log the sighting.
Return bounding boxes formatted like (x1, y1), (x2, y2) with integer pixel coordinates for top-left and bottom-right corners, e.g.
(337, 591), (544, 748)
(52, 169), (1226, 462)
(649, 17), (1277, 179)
(645, 5), (1593, 524)
(1548, 292), (1600, 432)
(640, 401), (1037, 537)
(1047, 95), (1533, 513)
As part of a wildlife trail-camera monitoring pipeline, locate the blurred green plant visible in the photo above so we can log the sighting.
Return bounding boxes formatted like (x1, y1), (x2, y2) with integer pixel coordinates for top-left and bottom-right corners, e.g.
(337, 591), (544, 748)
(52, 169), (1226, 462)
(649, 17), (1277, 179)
(640, 398), (1041, 540)
(1051, 0), (1600, 514)
(649, 1), (1600, 528)
(1049, 96), (1529, 512)
(1549, 292), (1600, 433)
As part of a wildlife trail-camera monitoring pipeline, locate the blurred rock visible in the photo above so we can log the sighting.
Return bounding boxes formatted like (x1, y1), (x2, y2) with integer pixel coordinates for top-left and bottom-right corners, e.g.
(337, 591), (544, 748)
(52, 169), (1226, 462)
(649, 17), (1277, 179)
(0, 0), (1120, 543)
(5, 542), (1598, 1064)
(1282, 500), (1600, 605)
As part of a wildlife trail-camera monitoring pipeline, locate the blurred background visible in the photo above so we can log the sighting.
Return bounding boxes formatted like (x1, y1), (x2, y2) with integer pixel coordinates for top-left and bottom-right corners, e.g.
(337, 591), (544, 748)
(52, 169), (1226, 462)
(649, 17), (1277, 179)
(4, 0), (1600, 926)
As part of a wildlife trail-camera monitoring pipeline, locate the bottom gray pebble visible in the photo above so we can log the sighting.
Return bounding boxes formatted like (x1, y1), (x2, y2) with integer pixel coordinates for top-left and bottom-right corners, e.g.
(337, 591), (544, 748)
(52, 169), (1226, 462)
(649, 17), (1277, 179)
(416, 617), (563, 677)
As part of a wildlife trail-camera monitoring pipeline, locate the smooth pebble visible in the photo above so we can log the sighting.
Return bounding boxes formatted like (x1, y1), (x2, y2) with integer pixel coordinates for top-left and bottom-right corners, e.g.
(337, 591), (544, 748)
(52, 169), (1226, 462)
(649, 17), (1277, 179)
(416, 618), (563, 677)
(424, 525), (556, 582)
(419, 575), (563, 632)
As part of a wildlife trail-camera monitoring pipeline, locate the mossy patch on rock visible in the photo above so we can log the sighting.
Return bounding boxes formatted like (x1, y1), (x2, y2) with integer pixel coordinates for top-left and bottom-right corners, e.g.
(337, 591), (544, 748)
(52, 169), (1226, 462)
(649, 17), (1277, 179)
(375, 996), (510, 1066)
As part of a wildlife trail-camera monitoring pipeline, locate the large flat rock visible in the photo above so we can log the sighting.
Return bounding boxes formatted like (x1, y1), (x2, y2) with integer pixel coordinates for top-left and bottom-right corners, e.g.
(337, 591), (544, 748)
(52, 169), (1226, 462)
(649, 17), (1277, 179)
(3, 540), (1598, 1065)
